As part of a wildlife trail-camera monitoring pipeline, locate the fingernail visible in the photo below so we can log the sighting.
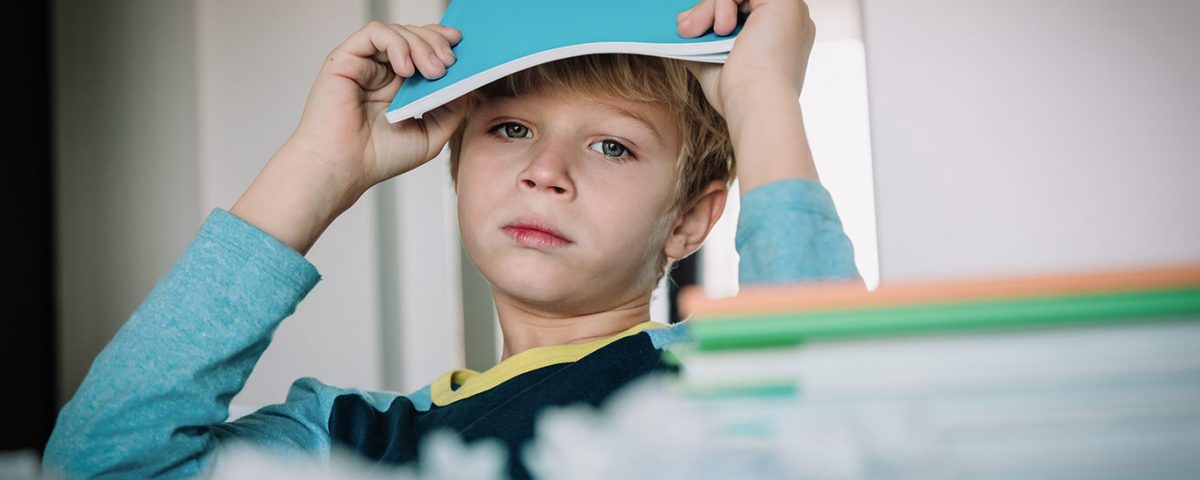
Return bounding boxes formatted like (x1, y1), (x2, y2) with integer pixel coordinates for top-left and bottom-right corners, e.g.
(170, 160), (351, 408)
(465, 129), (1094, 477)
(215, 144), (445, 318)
(430, 53), (446, 75)
(403, 57), (413, 76)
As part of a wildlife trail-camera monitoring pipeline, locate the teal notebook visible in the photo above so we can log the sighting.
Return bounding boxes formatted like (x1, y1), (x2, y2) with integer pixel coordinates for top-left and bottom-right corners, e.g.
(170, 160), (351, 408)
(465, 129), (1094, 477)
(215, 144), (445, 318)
(385, 0), (745, 123)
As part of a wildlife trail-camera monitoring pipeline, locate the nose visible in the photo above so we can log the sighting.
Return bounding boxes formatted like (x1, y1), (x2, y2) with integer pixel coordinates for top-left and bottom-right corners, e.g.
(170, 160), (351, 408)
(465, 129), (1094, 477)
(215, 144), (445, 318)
(517, 142), (575, 199)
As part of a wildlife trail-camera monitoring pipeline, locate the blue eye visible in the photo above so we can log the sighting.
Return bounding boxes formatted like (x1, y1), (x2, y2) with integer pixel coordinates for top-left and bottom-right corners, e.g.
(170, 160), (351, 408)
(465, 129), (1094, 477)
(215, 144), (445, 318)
(494, 122), (531, 139)
(589, 139), (632, 160)
(490, 122), (634, 161)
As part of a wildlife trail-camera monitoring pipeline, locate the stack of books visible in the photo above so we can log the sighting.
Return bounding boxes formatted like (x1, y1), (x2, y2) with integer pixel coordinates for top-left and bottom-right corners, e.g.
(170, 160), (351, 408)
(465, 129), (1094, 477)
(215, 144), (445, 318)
(664, 264), (1200, 478)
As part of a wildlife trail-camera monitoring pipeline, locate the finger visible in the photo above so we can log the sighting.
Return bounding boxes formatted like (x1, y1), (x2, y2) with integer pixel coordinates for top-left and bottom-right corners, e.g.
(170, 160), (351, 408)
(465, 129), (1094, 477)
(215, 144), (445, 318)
(685, 63), (724, 116)
(714, 0), (738, 36)
(683, 60), (698, 76)
(390, 25), (446, 79)
(420, 95), (472, 158)
(422, 24), (463, 46)
(676, 0), (700, 21)
(409, 25), (457, 66)
(331, 21), (412, 87)
(323, 52), (395, 94)
(678, 0), (715, 38)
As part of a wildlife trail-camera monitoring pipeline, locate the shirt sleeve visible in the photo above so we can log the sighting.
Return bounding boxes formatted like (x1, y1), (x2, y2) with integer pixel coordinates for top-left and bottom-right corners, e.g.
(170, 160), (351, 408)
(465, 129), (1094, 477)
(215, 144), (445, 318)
(40, 208), (371, 479)
(735, 178), (862, 285)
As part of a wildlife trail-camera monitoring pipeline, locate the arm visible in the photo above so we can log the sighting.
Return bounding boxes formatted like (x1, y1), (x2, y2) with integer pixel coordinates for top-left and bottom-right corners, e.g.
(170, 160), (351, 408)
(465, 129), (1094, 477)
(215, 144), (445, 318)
(43, 208), (334, 478)
(43, 19), (472, 478)
(676, 1), (858, 286)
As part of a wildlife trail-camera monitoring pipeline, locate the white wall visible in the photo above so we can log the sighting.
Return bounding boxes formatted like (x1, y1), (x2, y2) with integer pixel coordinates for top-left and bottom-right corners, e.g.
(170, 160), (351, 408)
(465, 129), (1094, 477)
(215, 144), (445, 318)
(862, 0), (1200, 282)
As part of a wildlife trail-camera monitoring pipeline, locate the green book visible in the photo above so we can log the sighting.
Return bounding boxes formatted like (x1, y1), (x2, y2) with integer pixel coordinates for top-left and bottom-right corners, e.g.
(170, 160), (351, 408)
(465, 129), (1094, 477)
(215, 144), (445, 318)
(687, 286), (1200, 352)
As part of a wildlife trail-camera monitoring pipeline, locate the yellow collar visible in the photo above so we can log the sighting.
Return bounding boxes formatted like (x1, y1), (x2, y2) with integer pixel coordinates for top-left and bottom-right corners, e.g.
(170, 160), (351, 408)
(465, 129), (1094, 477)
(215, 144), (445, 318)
(430, 320), (667, 407)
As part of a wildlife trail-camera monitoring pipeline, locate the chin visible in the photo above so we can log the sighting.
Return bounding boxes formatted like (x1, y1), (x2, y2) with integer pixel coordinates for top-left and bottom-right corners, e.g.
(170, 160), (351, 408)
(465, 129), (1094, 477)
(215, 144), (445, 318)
(485, 257), (577, 304)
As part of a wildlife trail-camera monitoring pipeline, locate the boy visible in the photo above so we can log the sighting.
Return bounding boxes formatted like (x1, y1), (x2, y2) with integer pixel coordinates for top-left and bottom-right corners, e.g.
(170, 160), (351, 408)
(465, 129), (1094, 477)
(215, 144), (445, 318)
(43, 0), (860, 478)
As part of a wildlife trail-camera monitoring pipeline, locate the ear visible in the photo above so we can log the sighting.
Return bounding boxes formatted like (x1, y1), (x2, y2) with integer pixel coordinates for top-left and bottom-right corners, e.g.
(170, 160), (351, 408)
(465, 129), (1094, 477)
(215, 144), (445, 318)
(664, 180), (728, 262)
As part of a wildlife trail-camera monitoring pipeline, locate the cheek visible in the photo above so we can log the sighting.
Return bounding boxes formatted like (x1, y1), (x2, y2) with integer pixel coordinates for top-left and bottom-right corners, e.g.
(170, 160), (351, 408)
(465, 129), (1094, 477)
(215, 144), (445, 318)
(592, 187), (673, 253)
(457, 143), (504, 201)
(456, 156), (495, 249)
(457, 142), (517, 198)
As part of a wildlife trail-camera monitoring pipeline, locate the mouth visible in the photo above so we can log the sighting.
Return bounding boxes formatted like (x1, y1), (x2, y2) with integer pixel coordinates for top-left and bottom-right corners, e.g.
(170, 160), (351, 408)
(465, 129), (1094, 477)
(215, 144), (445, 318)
(502, 215), (573, 248)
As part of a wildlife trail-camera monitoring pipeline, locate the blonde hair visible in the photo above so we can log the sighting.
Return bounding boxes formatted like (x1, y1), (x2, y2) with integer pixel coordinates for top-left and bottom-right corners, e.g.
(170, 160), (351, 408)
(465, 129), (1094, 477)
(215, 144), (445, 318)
(446, 53), (736, 283)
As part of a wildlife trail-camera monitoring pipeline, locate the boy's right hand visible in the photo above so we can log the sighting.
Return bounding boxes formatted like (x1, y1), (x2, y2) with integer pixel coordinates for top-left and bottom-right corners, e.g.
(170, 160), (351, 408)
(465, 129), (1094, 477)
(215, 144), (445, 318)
(231, 21), (467, 256)
(290, 21), (467, 193)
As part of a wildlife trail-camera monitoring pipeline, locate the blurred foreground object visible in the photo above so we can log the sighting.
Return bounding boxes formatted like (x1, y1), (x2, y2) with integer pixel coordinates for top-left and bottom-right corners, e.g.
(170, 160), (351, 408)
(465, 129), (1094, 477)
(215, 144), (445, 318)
(206, 429), (506, 480)
(650, 263), (1200, 478)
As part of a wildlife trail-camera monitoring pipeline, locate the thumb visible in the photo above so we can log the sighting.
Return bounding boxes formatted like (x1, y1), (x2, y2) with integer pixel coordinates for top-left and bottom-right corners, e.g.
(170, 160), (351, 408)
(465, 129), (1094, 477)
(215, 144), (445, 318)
(684, 61), (724, 116)
(419, 95), (472, 158)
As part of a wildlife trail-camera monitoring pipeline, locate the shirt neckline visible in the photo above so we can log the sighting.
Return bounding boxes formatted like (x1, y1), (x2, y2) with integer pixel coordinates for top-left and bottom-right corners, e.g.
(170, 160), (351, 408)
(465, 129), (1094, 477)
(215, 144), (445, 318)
(429, 320), (667, 407)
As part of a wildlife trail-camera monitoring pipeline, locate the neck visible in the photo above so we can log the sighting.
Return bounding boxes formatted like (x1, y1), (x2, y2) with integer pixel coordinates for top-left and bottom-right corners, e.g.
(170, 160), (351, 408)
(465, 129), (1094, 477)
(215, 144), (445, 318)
(493, 288), (653, 361)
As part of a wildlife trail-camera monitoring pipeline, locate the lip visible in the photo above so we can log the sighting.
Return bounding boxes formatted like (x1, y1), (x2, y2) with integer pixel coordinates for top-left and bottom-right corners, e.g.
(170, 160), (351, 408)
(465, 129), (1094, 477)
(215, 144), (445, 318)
(502, 214), (573, 248)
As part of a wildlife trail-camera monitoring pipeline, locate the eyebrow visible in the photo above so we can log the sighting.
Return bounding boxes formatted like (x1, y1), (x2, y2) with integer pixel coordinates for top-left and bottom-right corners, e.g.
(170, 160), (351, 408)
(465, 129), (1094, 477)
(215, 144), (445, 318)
(595, 102), (662, 140)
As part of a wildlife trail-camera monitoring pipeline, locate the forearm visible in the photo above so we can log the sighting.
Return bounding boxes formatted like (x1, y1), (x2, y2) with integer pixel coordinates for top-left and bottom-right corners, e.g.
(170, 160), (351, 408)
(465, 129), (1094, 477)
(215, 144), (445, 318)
(724, 82), (821, 196)
(230, 142), (367, 256)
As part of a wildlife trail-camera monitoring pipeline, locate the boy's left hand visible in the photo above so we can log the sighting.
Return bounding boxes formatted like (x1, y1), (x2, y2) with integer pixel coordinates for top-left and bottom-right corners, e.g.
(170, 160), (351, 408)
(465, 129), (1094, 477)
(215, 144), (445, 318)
(677, 0), (816, 117)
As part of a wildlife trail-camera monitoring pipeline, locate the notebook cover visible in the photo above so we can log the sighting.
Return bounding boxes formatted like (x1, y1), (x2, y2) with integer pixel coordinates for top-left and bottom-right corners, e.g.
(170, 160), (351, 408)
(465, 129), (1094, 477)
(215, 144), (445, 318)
(385, 0), (745, 122)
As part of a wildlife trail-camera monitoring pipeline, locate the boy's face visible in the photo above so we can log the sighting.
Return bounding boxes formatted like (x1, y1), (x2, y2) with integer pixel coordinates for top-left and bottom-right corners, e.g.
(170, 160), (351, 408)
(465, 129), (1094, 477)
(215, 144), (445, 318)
(455, 88), (683, 314)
